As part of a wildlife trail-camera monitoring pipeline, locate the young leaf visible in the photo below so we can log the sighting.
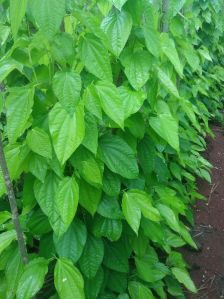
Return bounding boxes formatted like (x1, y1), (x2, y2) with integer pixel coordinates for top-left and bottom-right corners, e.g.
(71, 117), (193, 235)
(79, 34), (112, 81)
(26, 127), (52, 159)
(52, 71), (82, 113)
(79, 235), (104, 278)
(99, 134), (139, 179)
(6, 87), (34, 143)
(54, 258), (85, 299)
(10, 0), (27, 39)
(16, 257), (48, 299)
(49, 102), (85, 165)
(101, 9), (132, 57)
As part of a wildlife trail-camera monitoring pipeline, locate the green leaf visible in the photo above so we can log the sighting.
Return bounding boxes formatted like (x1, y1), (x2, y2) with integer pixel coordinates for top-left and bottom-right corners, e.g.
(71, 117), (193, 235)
(119, 86), (145, 119)
(0, 59), (23, 82)
(171, 267), (197, 293)
(54, 219), (87, 263)
(128, 281), (155, 299)
(95, 81), (124, 128)
(29, 0), (65, 38)
(99, 134), (139, 179)
(102, 168), (121, 197)
(93, 215), (122, 241)
(26, 127), (52, 159)
(17, 257), (48, 299)
(0, 211), (11, 225)
(79, 179), (102, 216)
(122, 190), (160, 234)
(0, 230), (16, 255)
(83, 85), (102, 120)
(121, 49), (152, 90)
(135, 253), (169, 283)
(34, 172), (66, 235)
(54, 258), (85, 299)
(101, 9), (132, 57)
(103, 240), (129, 273)
(111, 0), (127, 10)
(10, 0), (27, 39)
(97, 195), (122, 220)
(28, 154), (48, 182)
(6, 87), (34, 143)
(54, 177), (79, 236)
(82, 112), (98, 155)
(157, 204), (180, 233)
(85, 267), (104, 299)
(79, 34), (112, 81)
(6, 247), (24, 299)
(149, 101), (179, 151)
(52, 71), (82, 113)
(160, 33), (183, 77)
(156, 67), (180, 98)
(79, 235), (104, 278)
(49, 101), (85, 165)
(70, 147), (102, 188)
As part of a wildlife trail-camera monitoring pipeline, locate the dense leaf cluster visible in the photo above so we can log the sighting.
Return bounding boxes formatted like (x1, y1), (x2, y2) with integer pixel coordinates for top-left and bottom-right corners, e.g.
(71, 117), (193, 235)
(0, 0), (224, 298)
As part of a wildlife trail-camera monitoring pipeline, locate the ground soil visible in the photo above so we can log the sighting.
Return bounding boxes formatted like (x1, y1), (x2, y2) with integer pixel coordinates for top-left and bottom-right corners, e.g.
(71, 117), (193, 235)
(184, 126), (224, 299)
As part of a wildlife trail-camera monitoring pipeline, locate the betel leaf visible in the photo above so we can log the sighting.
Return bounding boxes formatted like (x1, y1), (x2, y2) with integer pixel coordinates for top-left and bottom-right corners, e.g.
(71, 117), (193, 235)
(5, 247), (24, 299)
(93, 214), (122, 241)
(102, 168), (121, 197)
(54, 258), (85, 299)
(26, 127), (52, 159)
(79, 34), (112, 82)
(10, 0), (27, 39)
(54, 177), (79, 236)
(101, 9), (132, 57)
(83, 85), (102, 120)
(157, 204), (180, 234)
(79, 235), (104, 278)
(85, 267), (104, 299)
(78, 179), (102, 216)
(119, 86), (146, 119)
(52, 71), (82, 113)
(149, 101), (179, 151)
(156, 67), (180, 98)
(34, 172), (66, 235)
(0, 59), (22, 82)
(49, 101), (85, 165)
(171, 267), (197, 293)
(95, 81), (124, 128)
(160, 33), (183, 77)
(122, 190), (160, 234)
(16, 257), (48, 299)
(111, 0), (128, 10)
(6, 87), (34, 143)
(29, 0), (65, 38)
(0, 230), (16, 255)
(99, 134), (139, 179)
(121, 48), (152, 90)
(54, 219), (87, 263)
(82, 112), (98, 155)
(70, 146), (103, 188)
(128, 281), (155, 299)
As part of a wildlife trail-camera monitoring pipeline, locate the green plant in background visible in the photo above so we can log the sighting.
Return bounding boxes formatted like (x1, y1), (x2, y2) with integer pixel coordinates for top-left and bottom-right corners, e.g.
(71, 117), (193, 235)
(0, 0), (224, 298)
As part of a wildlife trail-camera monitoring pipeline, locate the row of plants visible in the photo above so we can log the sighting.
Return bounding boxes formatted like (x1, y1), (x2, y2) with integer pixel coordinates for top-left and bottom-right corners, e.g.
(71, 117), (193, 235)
(0, 0), (224, 298)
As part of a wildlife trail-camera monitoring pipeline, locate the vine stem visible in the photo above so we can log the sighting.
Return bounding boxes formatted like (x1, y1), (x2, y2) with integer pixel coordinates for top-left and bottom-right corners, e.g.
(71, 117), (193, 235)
(162, 0), (169, 32)
(0, 132), (28, 264)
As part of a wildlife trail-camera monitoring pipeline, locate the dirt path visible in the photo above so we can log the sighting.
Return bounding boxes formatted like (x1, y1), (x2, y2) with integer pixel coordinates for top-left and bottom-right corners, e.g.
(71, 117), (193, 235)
(184, 126), (224, 299)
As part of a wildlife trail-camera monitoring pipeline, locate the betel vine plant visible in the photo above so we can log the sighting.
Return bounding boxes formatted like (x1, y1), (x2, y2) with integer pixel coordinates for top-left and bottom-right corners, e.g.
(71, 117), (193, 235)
(0, 0), (224, 298)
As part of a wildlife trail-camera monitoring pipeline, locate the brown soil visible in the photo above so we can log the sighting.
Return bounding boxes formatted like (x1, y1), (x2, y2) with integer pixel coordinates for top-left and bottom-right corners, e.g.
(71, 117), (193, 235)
(184, 126), (224, 299)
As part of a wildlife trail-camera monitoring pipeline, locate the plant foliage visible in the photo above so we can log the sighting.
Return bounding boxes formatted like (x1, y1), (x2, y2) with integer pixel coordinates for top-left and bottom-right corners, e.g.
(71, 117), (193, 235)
(0, 0), (224, 298)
